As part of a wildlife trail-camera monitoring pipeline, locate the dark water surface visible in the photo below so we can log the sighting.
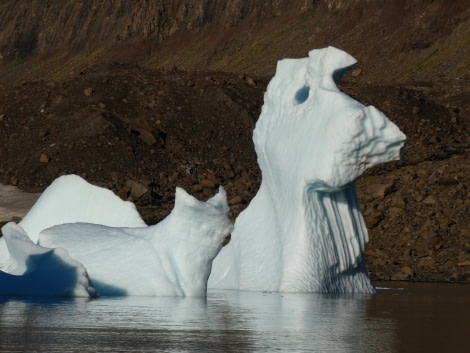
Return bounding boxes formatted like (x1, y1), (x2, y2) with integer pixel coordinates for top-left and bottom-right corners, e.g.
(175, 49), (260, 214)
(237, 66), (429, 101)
(0, 282), (468, 352)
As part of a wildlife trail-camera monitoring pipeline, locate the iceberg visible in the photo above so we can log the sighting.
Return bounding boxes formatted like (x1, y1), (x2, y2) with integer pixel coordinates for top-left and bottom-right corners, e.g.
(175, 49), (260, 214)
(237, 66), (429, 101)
(0, 47), (405, 297)
(208, 47), (406, 293)
(0, 222), (97, 298)
(1, 175), (233, 297)
(19, 174), (148, 244)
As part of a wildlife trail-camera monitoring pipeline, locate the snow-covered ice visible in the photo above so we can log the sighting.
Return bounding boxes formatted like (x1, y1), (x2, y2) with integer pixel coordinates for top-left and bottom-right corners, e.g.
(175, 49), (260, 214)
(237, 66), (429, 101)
(208, 47), (405, 293)
(0, 46), (405, 297)
(39, 185), (233, 296)
(1, 176), (233, 297)
(19, 174), (147, 244)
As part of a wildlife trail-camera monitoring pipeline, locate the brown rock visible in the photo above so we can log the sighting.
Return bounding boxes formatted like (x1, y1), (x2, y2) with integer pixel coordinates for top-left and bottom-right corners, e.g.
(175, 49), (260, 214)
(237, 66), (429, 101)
(387, 207), (403, 216)
(11, 216), (22, 223)
(169, 171), (179, 182)
(245, 77), (255, 86)
(230, 195), (243, 205)
(200, 179), (215, 188)
(39, 130), (49, 138)
(191, 184), (203, 193)
(437, 177), (458, 186)
(222, 234), (231, 246)
(410, 239), (431, 257)
(365, 181), (394, 198)
(391, 266), (414, 281)
(47, 165), (60, 176)
(159, 173), (168, 186)
(10, 176), (18, 186)
(370, 257), (385, 267)
(202, 187), (214, 197)
(117, 186), (130, 200)
(138, 129), (157, 146)
(110, 172), (119, 184)
(423, 195), (437, 205)
(417, 257), (435, 269)
(351, 68), (362, 77)
(436, 249), (457, 264)
(429, 237), (444, 250)
(365, 212), (382, 228)
(390, 193), (405, 208)
(460, 229), (470, 238)
(39, 153), (50, 163)
(126, 180), (149, 199)
(84, 87), (94, 96)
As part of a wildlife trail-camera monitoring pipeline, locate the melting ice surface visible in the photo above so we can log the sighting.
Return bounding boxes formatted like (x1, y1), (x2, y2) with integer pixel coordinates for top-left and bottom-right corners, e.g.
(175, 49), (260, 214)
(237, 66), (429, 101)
(0, 47), (405, 298)
(208, 47), (405, 293)
(0, 175), (233, 297)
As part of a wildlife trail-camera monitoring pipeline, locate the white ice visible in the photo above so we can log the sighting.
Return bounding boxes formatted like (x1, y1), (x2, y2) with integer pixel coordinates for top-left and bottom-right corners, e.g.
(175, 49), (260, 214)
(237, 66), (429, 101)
(1, 175), (233, 297)
(0, 173), (147, 296)
(0, 46), (405, 298)
(0, 221), (97, 298)
(19, 174), (147, 244)
(208, 47), (406, 293)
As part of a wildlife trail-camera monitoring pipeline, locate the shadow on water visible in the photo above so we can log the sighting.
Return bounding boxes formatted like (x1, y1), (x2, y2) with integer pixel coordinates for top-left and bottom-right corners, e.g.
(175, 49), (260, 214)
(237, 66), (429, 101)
(0, 283), (469, 352)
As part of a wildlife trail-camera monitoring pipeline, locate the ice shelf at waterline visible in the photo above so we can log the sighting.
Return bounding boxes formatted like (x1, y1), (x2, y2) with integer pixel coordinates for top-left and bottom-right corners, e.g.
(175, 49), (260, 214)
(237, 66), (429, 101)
(208, 47), (406, 293)
(0, 175), (233, 297)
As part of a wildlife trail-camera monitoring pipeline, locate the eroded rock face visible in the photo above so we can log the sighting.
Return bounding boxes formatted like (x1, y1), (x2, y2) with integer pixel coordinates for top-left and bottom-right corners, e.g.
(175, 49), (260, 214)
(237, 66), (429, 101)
(0, 0), (314, 60)
(209, 47), (405, 294)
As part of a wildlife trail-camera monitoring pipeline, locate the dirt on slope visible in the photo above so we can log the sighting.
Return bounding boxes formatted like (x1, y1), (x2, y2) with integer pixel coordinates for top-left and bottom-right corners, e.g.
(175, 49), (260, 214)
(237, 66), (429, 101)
(0, 0), (469, 283)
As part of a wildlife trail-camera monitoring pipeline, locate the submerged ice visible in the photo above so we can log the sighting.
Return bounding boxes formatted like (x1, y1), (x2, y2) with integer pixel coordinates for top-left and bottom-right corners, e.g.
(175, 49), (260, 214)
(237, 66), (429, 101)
(208, 47), (405, 293)
(0, 47), (405, 297)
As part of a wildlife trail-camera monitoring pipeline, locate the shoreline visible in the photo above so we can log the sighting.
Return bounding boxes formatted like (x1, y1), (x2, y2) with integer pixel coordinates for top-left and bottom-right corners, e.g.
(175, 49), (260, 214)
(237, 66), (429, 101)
(0, 184), (40, 222)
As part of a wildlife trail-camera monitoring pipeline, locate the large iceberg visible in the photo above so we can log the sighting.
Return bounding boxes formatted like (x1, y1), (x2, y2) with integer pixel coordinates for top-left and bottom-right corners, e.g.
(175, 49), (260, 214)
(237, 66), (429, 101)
(208, 47), (405, 293)
(0, 47), (405, 297)
(1, 175), (233, 297)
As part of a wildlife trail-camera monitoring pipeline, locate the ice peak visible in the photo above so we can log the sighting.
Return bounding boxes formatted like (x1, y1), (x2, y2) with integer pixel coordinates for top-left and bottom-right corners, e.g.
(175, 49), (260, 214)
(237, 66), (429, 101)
(209, 47), (405, 293)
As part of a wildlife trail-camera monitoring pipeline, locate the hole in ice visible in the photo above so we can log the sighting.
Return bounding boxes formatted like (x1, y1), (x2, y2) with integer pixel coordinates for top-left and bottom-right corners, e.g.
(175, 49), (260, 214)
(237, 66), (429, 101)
(294, 85), (310, 104)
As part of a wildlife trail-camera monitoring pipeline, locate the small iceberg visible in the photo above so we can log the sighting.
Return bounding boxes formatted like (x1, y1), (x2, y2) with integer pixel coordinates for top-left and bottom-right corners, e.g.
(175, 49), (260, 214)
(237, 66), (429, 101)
(1, 175), (233, 297)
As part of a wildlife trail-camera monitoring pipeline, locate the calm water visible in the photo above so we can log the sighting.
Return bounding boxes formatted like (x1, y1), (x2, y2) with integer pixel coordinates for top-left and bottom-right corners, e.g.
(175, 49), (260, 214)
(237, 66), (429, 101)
(0, 282), (469, 353)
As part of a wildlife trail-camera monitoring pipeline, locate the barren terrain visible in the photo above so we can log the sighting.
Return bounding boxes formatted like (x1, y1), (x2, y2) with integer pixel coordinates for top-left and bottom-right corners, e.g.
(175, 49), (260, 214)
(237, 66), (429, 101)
(1, 0), (469, 283)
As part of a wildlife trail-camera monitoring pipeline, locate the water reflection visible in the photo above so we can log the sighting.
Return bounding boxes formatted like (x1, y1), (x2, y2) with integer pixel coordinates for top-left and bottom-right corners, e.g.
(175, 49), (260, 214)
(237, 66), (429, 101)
(369, 282), (470, 353)
(0, 283), (468, 352)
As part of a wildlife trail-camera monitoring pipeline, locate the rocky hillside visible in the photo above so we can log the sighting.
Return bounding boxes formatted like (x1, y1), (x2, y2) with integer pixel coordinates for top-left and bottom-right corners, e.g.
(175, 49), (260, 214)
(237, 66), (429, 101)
(1, 0), (470, 84)
(0, 0), (313, 81)
(0, 0), (469, 283)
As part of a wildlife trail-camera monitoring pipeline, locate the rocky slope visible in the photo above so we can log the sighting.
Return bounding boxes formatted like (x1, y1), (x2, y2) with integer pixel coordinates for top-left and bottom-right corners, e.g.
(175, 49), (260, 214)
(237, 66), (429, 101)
(0, 0), (469, 283)
(1, 0), (470, 84)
